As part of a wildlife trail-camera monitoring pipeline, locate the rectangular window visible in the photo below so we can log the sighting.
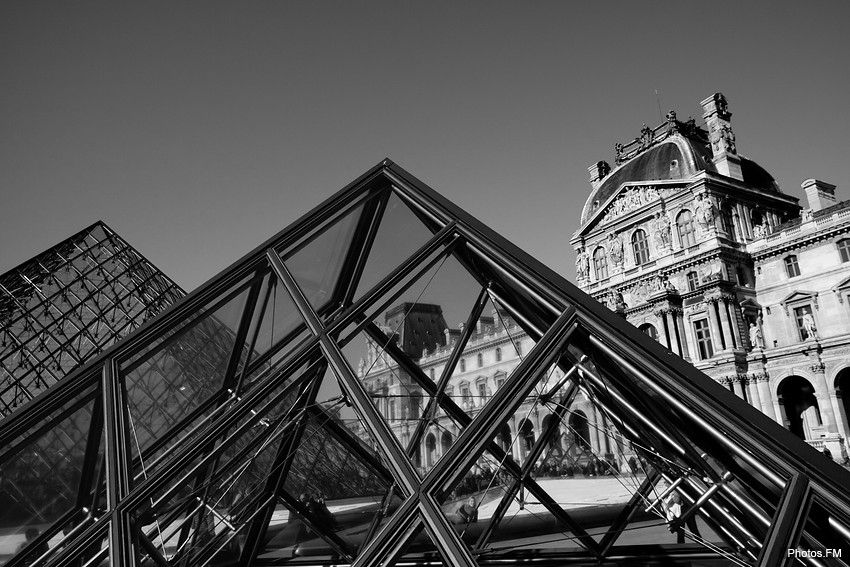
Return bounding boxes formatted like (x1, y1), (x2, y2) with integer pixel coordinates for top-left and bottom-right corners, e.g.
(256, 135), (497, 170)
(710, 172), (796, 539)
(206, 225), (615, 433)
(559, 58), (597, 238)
(687, 271), (699, 292)
(839, 240), (850, 263)
(478, 382), (487, 400)
(389, 399), (396, 421)
(784, 255), (801, 278)
(694, 318), (714, 360)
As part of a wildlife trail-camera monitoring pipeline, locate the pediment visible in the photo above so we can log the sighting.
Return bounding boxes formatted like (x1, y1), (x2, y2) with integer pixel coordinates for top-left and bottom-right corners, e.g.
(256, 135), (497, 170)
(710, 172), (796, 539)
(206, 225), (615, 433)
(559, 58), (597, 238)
(831, 275), (850, 303)
(778, 290), (819, 315)
(574, 181), (686, 240)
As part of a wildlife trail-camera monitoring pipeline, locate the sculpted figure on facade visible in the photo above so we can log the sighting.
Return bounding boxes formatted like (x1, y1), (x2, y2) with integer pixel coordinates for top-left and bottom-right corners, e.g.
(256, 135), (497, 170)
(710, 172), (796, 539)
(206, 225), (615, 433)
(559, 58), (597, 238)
(749, 324), (764, 350)
(752, 223), (767, 239)
(802, 311), (818, 340)
(666, 110), (678, 135)
(575, 247), (590, 281)
(720, 124), (737, 154)
(695, 194), (715, 231)
(607, 233), (624, 266)
(601, 186), (661, 223)
(652, 211), (672, 250)
(639, 124), (654, 150)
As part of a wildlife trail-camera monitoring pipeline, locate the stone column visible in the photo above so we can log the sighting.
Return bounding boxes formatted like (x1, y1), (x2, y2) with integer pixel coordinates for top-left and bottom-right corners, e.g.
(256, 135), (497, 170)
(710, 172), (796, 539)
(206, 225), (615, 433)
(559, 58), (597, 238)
(717, 301), (735, 350)
(757, 375), (777, 421)
(829, 389), (848, 443)
(706, 301), (725, 353)
(811, 364), (836, 433)
(665, 311), (681, 355)
(594, 406), (605, 454)
(724, 300), (742, 349)
(747, 376), (763, 411)
(742, 205), (754, 240)
(675, 310), (691, 360)
(655, 309), (670, 350)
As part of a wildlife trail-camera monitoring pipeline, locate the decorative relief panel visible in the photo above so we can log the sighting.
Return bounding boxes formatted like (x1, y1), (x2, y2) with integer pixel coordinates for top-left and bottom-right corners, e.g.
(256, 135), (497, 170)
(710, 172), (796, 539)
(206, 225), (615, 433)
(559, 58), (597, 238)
(600, 185), (679, 224)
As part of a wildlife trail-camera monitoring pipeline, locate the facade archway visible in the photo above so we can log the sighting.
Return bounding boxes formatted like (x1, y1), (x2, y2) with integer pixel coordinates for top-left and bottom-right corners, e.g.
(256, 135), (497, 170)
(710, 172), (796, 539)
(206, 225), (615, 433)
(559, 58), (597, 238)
(441, 431), (453, 455)
(425, 433), (437, 468)
(569, 410), (591, 451)
(778, 376), (823, 440)
(496, 424), (511, 453)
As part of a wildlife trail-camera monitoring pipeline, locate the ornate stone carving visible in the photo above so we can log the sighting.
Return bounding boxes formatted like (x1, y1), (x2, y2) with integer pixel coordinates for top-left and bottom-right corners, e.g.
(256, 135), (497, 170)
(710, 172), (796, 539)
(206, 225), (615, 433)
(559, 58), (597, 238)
(600, 185), (663, 224)
(607, 233), (624, 266)
(720, 124), (736, 154)
(714, 93), (730, 120)
(639, 124), (654, 150)
(749, 323), (764, 349)
(575, 247), (590, 281)
(605, 290), (626, 312)
(666, 110), (678, 135)
(694, 194), (715, 231)
(810, 362), (826, 373)
(803, 312), (818, 340)
(652, 211), (672, 251)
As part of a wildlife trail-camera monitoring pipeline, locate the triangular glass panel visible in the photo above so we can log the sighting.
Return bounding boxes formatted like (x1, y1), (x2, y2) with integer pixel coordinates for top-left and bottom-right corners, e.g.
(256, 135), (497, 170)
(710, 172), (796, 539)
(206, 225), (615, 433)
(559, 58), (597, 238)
(280, 200), (367, 315)
(350, 190), (443, 305)
(241, 269), (306, 373)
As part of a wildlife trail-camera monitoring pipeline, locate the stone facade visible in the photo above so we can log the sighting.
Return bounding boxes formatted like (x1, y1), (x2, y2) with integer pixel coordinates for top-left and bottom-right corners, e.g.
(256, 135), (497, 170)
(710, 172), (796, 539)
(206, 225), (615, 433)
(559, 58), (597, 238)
(571, 93), (850, 461)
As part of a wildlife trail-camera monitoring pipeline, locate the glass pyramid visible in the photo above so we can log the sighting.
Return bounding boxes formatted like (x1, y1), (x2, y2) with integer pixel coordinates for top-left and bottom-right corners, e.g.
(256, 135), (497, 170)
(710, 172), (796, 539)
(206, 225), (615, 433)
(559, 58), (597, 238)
(1, 161), (848, 566)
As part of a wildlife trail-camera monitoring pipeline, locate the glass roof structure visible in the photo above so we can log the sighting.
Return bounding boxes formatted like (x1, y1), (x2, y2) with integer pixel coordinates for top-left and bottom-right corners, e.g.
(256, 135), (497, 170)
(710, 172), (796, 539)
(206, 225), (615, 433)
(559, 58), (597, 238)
(0, 222), (184, 416)
(1, 160), (849, 566)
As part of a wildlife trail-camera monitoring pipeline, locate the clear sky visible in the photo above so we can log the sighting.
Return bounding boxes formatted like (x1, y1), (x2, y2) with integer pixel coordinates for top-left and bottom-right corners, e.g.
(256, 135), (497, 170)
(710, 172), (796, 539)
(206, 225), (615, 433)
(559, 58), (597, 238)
(2, 2), (849, 291)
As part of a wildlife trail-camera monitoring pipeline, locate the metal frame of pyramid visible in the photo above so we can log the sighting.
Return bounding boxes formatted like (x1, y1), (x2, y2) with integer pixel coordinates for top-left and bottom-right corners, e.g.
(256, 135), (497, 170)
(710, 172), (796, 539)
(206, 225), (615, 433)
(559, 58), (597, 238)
(1, 160), (849, 566)
(0, 221), (184, 416)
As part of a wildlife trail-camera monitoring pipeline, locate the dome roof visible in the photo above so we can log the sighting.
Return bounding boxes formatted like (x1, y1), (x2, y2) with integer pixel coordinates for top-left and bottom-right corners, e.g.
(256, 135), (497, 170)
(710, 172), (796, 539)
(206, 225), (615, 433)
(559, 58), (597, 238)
(580, 134), (779, 225)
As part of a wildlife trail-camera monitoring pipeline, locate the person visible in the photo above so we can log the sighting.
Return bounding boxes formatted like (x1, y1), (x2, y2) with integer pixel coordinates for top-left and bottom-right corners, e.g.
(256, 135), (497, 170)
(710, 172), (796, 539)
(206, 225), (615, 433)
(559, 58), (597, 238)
(17, 527), (49, 566)
(456, 496), (478, 525)
(665, 490), (701, 544)
(665, 490), (685, 544)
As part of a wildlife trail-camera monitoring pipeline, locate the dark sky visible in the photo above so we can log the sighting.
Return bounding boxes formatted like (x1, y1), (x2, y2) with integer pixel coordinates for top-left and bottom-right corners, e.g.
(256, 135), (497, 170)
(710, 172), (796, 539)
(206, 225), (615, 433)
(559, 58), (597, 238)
(2, 2), (849, 291)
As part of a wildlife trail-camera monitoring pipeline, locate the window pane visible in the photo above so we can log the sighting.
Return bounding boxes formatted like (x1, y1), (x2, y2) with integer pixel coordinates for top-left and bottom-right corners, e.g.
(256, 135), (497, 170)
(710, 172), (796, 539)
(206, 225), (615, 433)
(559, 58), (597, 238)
(839, 240), (850, 263)
(281, 202), (365, 313)
(121, 286), (250, 461)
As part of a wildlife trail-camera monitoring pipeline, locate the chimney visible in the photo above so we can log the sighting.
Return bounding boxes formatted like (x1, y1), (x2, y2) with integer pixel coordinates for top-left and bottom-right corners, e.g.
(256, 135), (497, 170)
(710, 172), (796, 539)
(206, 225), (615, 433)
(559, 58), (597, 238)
(701, 93), (743, 181)
(588, 161), (611, 190)
(801, 179), (837, 212)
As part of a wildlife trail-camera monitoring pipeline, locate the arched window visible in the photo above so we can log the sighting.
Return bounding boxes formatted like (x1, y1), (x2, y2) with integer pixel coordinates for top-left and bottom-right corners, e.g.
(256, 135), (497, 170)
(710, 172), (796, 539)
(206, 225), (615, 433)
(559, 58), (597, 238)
(677, 210), (696, 248)
(593, 246), (608, 280)
(477, 353), (483, 367)
(838, 239), (850, 263)
(686, 271), (699, 292)
(495, 347), (502, 362)
(639, 323), (658, 341)
(460, 358), (466, 372)
(429, 368), (435, 381)
(632, 229), (650, 265)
